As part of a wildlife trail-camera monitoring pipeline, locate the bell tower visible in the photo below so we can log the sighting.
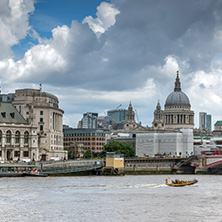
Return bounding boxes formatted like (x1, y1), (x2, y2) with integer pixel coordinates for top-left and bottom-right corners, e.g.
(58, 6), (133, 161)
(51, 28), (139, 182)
(124, 101), (137, 132)
(152, 99), (165, 130)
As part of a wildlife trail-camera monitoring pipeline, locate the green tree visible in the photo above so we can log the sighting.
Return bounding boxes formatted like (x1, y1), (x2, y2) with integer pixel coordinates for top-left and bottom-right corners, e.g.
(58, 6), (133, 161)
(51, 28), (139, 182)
(64, 147), (71, 159)
(103, 140), (135, 157)
(84, 149), (92, 159)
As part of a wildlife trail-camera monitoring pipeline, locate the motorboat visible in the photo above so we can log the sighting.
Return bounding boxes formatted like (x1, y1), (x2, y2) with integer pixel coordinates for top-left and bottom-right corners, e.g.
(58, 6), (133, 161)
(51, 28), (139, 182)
(166, 177), (198, 187)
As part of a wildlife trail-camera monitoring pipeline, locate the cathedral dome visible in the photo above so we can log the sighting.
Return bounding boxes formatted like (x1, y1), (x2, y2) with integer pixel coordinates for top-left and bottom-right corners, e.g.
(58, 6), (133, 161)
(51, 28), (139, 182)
(165, 91), (190, 106)
(165, 71), (190, 106)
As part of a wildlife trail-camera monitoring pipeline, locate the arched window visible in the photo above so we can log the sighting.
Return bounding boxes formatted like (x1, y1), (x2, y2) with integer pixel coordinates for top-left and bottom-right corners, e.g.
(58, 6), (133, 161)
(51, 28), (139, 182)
(6, 130), (11, 143)
(15, 131), (20, 144)
(24, 131), (29, 145)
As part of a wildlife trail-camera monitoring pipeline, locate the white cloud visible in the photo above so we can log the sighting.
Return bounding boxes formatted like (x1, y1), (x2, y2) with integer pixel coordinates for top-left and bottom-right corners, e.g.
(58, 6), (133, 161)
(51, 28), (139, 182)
(83, 2), (120, 36)
(1, 0), (222, 128)
(0, 0), (34, 58)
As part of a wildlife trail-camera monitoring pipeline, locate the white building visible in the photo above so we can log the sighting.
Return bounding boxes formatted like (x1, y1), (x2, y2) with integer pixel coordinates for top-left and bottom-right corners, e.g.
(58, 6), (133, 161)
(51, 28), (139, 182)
(136, 129), (193, 157)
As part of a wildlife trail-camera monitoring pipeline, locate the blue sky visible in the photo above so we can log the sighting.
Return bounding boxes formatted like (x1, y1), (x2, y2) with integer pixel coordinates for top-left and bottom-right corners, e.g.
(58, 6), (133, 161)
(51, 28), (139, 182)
(31, 0), (108, 36)
(1, 0), (222, 129)
(13, 0), (109, 56)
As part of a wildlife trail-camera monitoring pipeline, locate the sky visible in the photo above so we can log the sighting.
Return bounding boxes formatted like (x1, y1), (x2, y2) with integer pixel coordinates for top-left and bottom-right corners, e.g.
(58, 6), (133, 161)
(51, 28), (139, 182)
(1, 0), (222, 129)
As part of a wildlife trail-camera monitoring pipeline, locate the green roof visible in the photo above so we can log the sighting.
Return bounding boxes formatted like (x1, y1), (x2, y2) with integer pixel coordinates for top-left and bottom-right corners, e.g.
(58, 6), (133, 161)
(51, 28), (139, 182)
(214, 121), (222, 126)
(0, 102), (28, 124)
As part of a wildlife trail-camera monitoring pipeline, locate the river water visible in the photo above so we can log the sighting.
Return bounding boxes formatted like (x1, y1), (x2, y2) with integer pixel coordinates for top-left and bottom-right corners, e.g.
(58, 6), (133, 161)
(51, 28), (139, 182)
(0, 175), (222, 222)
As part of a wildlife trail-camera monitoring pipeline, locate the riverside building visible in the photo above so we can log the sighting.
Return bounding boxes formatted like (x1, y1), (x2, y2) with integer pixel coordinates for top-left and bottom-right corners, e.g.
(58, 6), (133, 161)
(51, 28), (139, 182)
(0, 102), (38, 162)
(136, 129), (193, 157)
(63, 126), (106, 156)
(12, 89), (67, 161)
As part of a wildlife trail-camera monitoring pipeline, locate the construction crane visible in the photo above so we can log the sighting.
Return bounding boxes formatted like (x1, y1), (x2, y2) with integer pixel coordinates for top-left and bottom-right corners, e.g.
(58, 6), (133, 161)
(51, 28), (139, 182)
(105, 104), (122, 116)
(115, 104), (122, 110)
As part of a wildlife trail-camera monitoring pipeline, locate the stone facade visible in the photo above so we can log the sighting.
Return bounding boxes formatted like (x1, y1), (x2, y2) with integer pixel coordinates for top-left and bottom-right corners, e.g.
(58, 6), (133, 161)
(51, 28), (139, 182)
(152, 71), (194, 130)
(0, 102), (38, 162)
(12, 89), (67, 161)
(152, 100), (165, 130)
(163, 72), (194, 129)
(124, 101), (137, 132)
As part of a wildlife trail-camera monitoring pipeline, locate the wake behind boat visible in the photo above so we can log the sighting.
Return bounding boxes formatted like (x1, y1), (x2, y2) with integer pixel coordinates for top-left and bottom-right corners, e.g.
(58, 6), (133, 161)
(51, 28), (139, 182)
(166, 177), (198, 187)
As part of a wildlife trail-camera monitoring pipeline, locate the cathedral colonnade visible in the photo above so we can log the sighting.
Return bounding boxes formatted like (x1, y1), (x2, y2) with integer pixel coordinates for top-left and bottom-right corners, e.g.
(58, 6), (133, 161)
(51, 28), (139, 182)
(164, 114), (194, 124)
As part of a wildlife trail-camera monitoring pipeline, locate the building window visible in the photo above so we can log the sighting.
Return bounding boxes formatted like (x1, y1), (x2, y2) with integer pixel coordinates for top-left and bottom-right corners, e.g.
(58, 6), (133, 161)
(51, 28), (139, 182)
(15, 131), (20, 144)
(0, 130), (2, 144)
(23, 151), (29, 157)
(40, 118), (43, 122)
(24, 131), (29, 144)
(14, 151), (19, 157)
(40, 125), (43, 131)
(40, 110), (43, 115)
(6, 130), (11, 143)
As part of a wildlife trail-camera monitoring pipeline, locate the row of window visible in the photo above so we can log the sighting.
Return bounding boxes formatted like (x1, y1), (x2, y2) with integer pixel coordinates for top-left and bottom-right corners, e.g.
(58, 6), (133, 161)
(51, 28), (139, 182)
(64, 137), (105, 142)
(64, 142), (105, 146)
(64, 133), (105, 137)
(0, 131), (29, 144)
(0, 151), (29, 157)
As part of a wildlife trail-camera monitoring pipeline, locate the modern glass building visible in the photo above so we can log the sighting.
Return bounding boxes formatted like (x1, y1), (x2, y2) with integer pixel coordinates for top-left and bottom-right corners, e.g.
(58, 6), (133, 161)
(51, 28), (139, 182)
(199, 112), (212, 131)
(199, 112), (207, 130)
(81, 112), (98, 129)
(206, 114), (212, 132)
(107, 109), (127, 123)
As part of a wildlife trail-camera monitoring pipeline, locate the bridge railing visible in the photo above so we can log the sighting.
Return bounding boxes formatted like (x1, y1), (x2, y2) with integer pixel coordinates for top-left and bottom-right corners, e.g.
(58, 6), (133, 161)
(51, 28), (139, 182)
(42, 160), (104, 174)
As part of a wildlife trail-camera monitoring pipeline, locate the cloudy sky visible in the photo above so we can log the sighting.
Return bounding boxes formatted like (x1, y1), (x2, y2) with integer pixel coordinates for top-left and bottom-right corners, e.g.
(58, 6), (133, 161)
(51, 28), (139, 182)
(1, 0), (222, 129)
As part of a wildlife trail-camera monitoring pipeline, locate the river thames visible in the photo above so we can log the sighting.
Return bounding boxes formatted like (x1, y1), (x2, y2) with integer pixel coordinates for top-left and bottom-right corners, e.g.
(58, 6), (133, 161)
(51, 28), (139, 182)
(0, 175), (222, 222)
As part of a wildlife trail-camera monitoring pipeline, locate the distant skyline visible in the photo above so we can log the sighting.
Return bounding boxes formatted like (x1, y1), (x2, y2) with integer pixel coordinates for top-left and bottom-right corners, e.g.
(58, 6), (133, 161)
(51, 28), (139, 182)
(1, 0), (222, 128)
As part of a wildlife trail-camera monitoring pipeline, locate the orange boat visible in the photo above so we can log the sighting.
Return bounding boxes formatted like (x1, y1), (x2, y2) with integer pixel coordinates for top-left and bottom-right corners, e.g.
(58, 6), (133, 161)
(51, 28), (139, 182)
(166, 178), (198, 187)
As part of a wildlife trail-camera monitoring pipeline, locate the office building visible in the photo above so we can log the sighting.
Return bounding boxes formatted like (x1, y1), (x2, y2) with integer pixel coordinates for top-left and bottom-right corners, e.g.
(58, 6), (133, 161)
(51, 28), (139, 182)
(0, 102), (38, 162)
(63, 126), (106, 156)
(199, 112), (211, 131)
(107, 109), (127, 123)
(79, 112), (98, 129)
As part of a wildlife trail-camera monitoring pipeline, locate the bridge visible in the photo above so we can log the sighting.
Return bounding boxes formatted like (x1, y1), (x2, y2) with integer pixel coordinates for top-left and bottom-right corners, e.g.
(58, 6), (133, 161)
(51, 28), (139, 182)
(179, 155), (222, 174)
(0, 160), (104, 175)
(42, 160), (104, 174)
